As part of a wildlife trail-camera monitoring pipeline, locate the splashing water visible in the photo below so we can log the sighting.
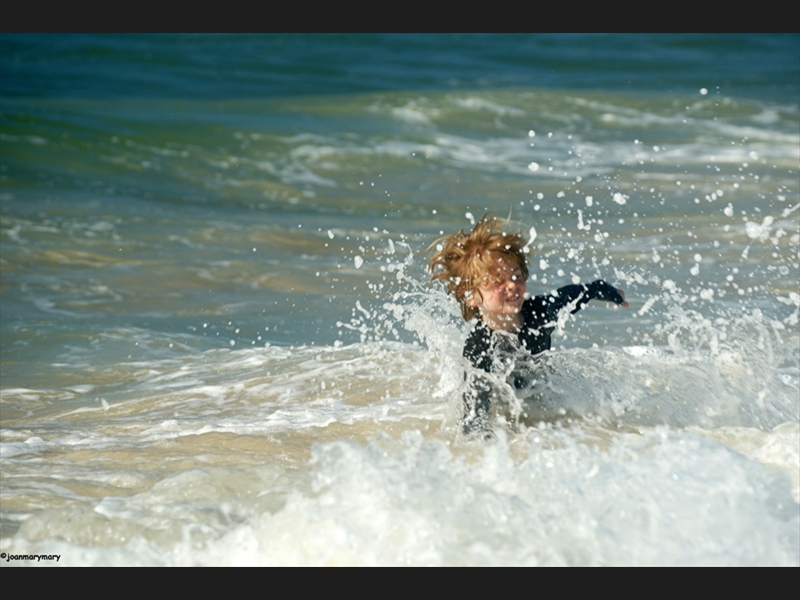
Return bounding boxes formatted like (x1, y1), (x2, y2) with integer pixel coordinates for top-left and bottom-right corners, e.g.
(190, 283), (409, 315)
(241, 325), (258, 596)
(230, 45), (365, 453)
(2, 35), (798, 565)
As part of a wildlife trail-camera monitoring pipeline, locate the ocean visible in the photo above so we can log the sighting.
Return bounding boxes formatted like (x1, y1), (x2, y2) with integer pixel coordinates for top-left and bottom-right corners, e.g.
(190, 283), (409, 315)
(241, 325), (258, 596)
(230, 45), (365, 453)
(1, 34), (798, 565)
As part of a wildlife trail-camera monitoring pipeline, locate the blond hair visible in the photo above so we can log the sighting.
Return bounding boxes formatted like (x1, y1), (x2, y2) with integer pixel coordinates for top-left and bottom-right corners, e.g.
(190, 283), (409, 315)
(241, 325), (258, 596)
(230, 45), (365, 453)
(428, 214), (529, 321)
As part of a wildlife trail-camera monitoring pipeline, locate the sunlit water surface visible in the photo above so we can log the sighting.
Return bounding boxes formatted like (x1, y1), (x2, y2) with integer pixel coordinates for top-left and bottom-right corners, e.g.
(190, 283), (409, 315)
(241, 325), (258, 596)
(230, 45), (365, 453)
(1, 34), (798, 565)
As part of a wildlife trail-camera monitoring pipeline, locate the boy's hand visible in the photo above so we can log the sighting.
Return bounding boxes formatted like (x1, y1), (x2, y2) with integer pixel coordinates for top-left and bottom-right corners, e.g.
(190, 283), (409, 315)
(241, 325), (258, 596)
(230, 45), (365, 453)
(617, 288), (629, 308)
(591, 280), (628, 307)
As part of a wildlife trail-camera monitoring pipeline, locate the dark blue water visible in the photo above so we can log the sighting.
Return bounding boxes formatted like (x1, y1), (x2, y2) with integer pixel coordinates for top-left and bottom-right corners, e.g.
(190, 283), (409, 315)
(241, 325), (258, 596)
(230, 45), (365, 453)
(3, 34), (798, 102)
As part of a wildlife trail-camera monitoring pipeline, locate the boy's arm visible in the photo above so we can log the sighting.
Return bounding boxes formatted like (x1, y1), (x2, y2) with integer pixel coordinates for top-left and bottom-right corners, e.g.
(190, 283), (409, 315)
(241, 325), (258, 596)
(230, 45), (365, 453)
(462, 322), (495, 434)
(463, 321), (493, 373)
(584, 280), (628, 307)
(544, 280), (628, 320)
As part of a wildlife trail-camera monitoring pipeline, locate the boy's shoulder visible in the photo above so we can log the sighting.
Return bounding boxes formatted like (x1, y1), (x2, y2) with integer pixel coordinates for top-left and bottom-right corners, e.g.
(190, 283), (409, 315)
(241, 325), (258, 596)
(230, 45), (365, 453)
(521, 294), (549, 318)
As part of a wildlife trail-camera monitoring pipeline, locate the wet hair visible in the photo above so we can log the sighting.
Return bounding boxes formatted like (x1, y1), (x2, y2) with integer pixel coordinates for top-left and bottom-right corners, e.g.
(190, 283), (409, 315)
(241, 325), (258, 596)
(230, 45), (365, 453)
(428, 213), (529, 321)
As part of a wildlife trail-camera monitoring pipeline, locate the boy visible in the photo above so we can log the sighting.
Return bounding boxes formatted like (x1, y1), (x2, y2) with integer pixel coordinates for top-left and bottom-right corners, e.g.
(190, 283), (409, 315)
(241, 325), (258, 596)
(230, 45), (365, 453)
(428, 214), (628, 432)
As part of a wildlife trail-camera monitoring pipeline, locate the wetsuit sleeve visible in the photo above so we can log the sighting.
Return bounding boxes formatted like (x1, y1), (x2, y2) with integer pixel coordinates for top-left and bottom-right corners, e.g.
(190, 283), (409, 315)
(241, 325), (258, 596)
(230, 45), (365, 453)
(586, 280), (626, 304)
(462, 323), (494, 434)
(542, 279), (625, 321)
(463, 324), (492, 373)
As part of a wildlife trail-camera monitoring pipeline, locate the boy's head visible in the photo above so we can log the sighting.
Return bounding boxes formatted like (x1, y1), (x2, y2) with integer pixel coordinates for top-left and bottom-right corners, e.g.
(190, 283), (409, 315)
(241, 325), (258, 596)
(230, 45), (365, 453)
(428, 214), (529, 321)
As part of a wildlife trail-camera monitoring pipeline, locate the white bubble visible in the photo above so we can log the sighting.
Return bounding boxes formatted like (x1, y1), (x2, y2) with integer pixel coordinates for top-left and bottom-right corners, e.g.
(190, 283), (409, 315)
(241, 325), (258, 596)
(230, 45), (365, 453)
(694, 254), (702, 263)
(585, 196), (593, 207)
(745, 217), (773, 241)
(539, 259), (548, 270)
(528, 162), (540, 172)
(700, 88), (708, 95)
(612, 192), (628, 205)
(465, 212), (475, 225)
(327, 230), (335, 239)
(354, 256), (364, 269)
(528, 130), (535, 137)
(723, 204), (734, 217)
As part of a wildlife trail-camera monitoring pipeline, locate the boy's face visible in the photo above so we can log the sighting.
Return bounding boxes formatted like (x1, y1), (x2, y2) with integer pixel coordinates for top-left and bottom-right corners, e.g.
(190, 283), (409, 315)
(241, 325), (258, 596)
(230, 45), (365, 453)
(467, 259), (526, 329)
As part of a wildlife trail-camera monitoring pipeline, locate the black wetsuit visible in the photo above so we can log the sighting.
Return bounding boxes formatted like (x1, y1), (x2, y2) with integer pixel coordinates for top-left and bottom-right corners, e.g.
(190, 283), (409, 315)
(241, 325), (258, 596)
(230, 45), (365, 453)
(462, 280), (625, 432)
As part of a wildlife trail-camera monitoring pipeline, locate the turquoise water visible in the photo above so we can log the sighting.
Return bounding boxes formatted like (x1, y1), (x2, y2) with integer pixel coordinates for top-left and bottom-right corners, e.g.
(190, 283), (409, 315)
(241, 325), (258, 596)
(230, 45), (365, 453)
(1, 34), (798, 565)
